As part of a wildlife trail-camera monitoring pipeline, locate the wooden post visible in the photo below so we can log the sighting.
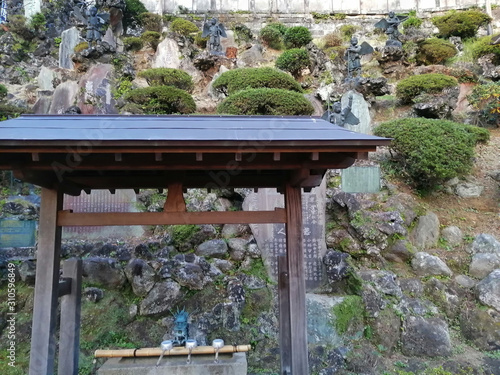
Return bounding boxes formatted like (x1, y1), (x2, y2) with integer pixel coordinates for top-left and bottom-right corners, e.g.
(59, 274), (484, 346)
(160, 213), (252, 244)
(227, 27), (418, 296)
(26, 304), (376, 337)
(58, 258), (83, 375)
(278, 255), (291, 375)
(29, 188), (63, 375)
(284, 184), (308, 374)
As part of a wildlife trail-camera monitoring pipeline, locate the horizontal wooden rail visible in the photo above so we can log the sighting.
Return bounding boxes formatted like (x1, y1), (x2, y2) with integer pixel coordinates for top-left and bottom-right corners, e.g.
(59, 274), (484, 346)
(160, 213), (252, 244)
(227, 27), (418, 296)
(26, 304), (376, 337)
(57, 208), (286, 226)
(95, 345), (251, 358)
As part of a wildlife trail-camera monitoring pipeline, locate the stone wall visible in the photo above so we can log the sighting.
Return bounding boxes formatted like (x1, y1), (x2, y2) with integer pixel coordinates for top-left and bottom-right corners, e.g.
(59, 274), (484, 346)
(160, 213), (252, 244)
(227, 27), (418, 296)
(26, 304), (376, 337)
(142, 0), (499, 14)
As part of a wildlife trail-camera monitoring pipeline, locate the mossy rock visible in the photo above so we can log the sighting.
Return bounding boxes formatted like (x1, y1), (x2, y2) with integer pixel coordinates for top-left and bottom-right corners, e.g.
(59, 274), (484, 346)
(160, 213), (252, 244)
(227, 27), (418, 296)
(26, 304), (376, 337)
(416, 38), (457, 65)
(212, 67), (303, 96)
(217, 88), (314, 116)
(471, 35), (500, 64)
(138, 68), (194, 92)
(124, 86), (196, 114)
(395, 73), (458, 104)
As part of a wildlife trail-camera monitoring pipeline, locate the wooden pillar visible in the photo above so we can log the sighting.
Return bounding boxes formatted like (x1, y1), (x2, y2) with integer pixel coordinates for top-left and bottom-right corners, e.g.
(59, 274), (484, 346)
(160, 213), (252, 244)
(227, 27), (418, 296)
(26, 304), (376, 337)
(29, 188), (63, 375)
(284, 184), (308, 374)
(58, 258), (83, 375)
(278, 255), (291, 375)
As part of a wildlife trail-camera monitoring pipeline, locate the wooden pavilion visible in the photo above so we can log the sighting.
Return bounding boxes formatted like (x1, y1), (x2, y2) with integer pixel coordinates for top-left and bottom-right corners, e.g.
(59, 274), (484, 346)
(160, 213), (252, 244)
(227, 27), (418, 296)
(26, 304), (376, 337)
(0, 115), (390, 375)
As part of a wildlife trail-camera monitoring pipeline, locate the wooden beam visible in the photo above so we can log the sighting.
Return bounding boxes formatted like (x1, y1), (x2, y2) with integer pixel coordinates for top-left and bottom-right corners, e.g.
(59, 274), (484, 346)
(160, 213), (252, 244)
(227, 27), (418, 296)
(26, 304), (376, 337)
(57, 208), (287, 226)
(164, 183), (186, 212)
(196, 153), (203, 161)
(235, 153), (242, 161)
(273, 152), (280, 161)
(29, 188), (63, 375)
(32, 152), (39, 161)
(114, 153), (122, 162)
(278, 255), (292, 375)
(155, 152), (162, 161)
(284, 184), (308, 374)
(58, 258), (82, 375)
(310, 152), (319, 161)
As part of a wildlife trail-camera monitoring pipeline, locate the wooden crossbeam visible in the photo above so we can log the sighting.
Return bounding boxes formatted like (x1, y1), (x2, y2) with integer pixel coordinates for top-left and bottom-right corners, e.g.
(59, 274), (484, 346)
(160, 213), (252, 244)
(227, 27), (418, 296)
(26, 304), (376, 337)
(57, 208), (286, 226)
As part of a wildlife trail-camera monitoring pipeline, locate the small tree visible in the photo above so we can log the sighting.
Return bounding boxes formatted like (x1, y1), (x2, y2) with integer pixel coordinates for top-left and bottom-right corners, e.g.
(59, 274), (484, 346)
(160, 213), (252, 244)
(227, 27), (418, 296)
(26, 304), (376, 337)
(396, 73), (458, 104)
(432, 10), (491, 38)
(374, 118), (489, 190)
(217, 88), (314, 115)
(283, 26), (312, 48)
(124, 86), (196, 114)
(275, 48), (310, 77)
(260, 26), (283, 50)
(138, 68), (194, 92)
(170, 18), (198, 36)
(140, 31), (161, 50)
(139, 13), (163, 33)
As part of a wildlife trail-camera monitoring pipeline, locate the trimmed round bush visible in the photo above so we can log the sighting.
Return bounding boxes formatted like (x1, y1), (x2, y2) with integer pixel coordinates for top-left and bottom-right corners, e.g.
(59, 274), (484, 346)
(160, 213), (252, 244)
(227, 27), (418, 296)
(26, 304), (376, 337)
(170, 18), (198, 36)
(0, 84), (7, 99)
(124, 86), (196, 114)
(396, 73), (458, 104)
(139, 12), (163, 32)
(374, 118), (489, 189)
(138, 68), (194, 91)
(266, 22), (287, 35)
(275, 48), (310, 77)
(217, 88), (314, 115)
(432, 10), (491, 38)
(212, 67), (303, 96)
(416, 38), (457, 65)
(123, 37), (143, 51)
(471, 36), (500, 64)
(260, 25), (283, 50)
(283, 26), (312, 48)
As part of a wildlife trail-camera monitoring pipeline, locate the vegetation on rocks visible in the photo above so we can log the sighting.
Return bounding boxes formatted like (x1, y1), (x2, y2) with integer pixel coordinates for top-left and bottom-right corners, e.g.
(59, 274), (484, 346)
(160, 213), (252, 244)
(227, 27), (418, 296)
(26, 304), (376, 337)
(123, 0), (148, 27)
(123, 37), (143, 51)
(275, 48), (310, 77)
(374, 118), (489, 189)
(402, 10), (423, 32)
(396, 74), (458, 104)
(259, 25), (284, 50)
(470, 35), (500, 63)
(467, 82), (500, 126)
(0, 84), (7, 99)
(212, 67), (303, 96)
(416, 38), (457, 65)
(139, 13), (163, 33)
(217, 88), (314, 115)
(140, 31), (161, 50)
(431, 9), (491, 38)
(124, 86), (196, 114)
(170, 18), (198, 36)
(138, 68), (194, 92)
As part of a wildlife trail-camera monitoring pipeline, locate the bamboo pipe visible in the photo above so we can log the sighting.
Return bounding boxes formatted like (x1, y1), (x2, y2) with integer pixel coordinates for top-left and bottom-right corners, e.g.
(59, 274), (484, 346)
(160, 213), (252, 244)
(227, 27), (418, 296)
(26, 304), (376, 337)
(94, 345), (251, 358)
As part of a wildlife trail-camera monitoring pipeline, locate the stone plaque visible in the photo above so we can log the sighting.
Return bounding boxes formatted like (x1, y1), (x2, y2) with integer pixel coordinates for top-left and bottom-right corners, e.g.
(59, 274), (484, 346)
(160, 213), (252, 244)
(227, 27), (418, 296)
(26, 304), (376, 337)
(0, 220), (37, 248)
(63, 189), (144, 239)
(341, 166), (381, 193)
(243, 179), (327, 290)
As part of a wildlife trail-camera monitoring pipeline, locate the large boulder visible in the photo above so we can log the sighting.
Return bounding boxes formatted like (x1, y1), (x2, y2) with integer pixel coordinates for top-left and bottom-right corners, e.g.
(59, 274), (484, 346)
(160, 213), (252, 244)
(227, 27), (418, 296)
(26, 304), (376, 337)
(306, 294), (344, 346)
(467, 234), (500, 255)
(76, 64), (117, 114)
(401, 316), (451, 357)
(411, 252), (453, 277)
(460, 307), (500, 351)
(358, 270), (402, 298)
(476, 269), (500, 311)
(469, 253), (500, 279)
(411, 212), (440, 250)
(124, 259), (156, 297)
(59, 27), (84, 69)
(440, 226), (463, 247)
(153, 38), (181, 69)
(140, 280), (183, 316)
(82, 258), (126, 288)
(196, 239), (228, 258)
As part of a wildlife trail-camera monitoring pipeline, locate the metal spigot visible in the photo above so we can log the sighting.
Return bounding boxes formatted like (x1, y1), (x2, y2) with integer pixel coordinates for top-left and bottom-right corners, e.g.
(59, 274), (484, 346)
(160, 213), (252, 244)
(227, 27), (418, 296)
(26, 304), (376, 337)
(212, 339), (224, 363)
(185, 339), (197, 364)
(156, 340), (173, 367)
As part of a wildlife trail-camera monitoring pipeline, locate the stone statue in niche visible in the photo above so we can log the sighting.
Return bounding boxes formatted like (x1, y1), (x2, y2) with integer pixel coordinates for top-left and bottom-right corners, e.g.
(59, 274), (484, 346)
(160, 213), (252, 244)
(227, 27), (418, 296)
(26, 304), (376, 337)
(322, 94), (359, 127)
(375, 11), (407, 48)
(202, 17), (227, 55)
(74, 3), (110, 45)
(344, 37), (373, 79)
(171, 308), (189, 346)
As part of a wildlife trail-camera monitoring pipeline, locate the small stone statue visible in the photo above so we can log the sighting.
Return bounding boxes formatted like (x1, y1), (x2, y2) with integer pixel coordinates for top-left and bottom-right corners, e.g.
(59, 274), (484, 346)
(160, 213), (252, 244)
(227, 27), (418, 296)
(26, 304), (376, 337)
(344, 37), (373, 79)
(202, 17), (227, 55)
(74, 3), (110, 45)
(172, 308), (189, 346)
(64, 105), (82, 114)
(322, 94), (360, 127)
(375, 11), (407, 46)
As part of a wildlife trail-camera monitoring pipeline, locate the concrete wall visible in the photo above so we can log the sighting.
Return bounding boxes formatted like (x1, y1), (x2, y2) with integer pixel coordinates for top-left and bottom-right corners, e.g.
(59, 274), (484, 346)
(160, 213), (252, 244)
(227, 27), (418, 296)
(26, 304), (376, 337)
(141, 0), (500, 14)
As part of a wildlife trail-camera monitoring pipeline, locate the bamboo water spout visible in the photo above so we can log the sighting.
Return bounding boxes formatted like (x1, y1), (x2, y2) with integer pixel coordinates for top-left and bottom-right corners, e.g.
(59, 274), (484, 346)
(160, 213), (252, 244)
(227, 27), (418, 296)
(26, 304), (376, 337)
(94, 345), (251, 358)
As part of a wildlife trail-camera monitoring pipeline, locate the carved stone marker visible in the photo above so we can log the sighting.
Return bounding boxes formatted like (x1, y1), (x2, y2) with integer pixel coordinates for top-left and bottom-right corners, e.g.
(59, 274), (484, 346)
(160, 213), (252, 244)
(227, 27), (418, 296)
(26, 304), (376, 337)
(0, 219), (37, 247)
(62, 189), (143, 239)
(243, 180), (327, 290)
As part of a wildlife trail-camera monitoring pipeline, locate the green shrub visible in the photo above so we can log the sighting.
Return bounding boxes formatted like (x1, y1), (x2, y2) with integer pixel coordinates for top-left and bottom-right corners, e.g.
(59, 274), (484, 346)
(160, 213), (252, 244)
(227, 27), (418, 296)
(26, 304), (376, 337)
(9, 15), (35, 40)
(123, 37), (143, 51)
(0, 84), (7, 100)
(432, 10), (491, 38)
(194, 31), (208, 48)
(217, 88), (314, 115)
(233, 24), (253, 43)
(374, 118), (489, 189)
(138, 68), (194, 91)
(467, 82), (500, 126)
(30, 12), (46, 32)
(123, 0), (148, 28)
(416, 38), (457, 65)
(402, 14), (423, 32)
(471, 35), (500, 64)
(275, 48), (310, 77)
(74, 41), (89, 52)
(124, 86), (196, 114)
(170, 18), (198, 35)
(139, 12), (163, 32)
(339, 24), (358, 40)
(396, 73), (458, 104)
(283, 26), (312, 48)
(0, 104), (23, 121)
(212, 67), (303, 96)
(266, 22), (287, 35)
(140, 31), (161, 50)
(259, 25), (283, 50)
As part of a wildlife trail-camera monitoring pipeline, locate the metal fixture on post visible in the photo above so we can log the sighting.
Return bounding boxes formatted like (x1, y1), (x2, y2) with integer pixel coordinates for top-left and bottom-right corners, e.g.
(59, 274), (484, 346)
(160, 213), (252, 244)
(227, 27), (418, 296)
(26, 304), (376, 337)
(156, 340), (173, 367)
(185, 339), (197, 364)
(212, 339), (224, 363)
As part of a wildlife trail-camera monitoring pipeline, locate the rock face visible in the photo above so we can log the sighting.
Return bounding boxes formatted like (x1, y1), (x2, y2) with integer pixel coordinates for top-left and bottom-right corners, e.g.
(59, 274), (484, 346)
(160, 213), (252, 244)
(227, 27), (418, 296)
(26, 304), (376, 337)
(48, 81), (79, 114)
(323, 250), (349, 283)
(413, 88), (458, 119)
(401, 316), (451, 357)
(469, 253), (500, 279)
(468, 234), (500, 255)
(460, 307), (500, 351)
(82, 257), (126, 288)
(476, 270), (500, 311)
(76, 64), (117, 114)
(306, 294), (344, 346)
(124, 259), (156, 297)
(411, 212), (440, 250)
(411, 252), (453, 277)
(140, 280), (183, 316)
(238, 44), (264, 67)
(153, 38), (181, 69)
(455, 182), (484, 198)
(59, 27), (83, 69)
(196, 239), (228, 258)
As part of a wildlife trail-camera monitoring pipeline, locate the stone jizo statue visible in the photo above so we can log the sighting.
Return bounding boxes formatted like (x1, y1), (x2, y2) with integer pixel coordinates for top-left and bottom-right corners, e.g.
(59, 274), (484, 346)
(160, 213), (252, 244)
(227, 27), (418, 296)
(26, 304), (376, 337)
(322, 94), (360, 127)
(344, 37), (373, 79)
(74, 4), (110, 45)
(375, 11), (407, 45)
(202, 17), (227, 55)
